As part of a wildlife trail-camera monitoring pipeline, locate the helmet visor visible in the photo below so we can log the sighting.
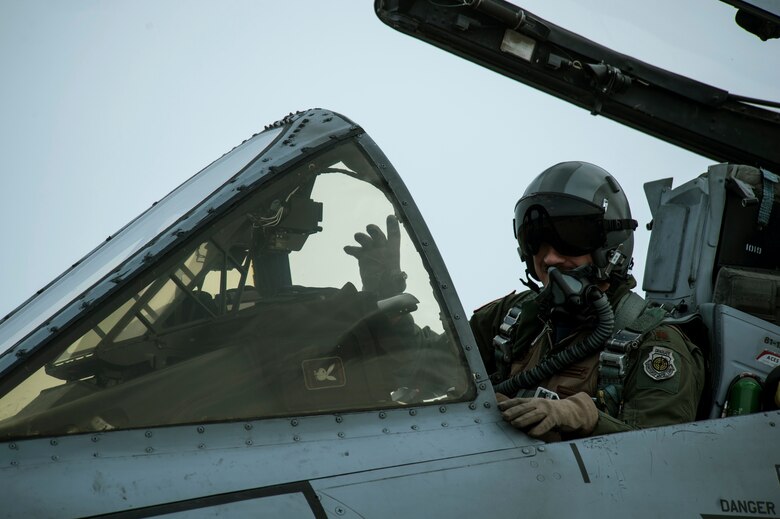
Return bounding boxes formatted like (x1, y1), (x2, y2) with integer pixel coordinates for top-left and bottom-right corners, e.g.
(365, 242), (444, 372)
(515, 194), (606, 258)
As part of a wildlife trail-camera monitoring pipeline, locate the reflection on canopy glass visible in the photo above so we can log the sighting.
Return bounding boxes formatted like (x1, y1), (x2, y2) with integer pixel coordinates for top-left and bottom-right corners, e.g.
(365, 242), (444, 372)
(0, 142), (475, 439)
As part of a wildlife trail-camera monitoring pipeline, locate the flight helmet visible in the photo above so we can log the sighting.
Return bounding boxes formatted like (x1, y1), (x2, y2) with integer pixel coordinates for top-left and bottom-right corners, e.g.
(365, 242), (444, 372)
(513, 161), (638, 282)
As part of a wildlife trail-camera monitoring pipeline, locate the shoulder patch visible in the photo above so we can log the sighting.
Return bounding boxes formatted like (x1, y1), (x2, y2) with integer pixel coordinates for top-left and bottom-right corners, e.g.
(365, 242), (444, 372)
(643, 346), (677, 381)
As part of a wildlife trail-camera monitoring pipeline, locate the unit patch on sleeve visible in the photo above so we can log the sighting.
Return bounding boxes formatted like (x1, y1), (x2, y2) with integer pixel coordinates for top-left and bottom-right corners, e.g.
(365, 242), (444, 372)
(643, 346), (677, 381)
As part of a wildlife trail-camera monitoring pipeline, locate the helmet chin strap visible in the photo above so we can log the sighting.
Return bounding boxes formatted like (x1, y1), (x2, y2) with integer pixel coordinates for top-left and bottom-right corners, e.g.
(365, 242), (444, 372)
(517, 245), (543, 293)
(520, 268), (542, 293)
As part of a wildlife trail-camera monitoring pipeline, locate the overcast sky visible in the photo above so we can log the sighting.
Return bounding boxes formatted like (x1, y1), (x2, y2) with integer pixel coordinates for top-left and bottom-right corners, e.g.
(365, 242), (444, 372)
(1, 0), (778, 322)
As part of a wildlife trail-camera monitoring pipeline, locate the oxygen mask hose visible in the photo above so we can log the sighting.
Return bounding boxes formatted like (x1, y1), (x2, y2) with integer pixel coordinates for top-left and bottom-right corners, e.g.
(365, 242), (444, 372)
(493, 268), (615, 397)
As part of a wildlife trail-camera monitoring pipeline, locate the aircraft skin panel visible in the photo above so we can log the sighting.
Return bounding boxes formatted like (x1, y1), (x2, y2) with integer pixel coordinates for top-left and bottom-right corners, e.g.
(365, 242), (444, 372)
(2, 411), (775, 517)
(0, 410), (516, 518)
(312, 412), (780, 518)
(150, 488), (322, 519)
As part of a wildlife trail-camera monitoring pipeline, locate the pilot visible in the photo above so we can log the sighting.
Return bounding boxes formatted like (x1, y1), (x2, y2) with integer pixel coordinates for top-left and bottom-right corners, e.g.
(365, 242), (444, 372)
(470, 162), (705, 439)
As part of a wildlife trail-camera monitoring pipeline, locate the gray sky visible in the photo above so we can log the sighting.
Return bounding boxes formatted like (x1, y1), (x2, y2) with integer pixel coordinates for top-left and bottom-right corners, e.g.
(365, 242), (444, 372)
(1, 0), (777, 320)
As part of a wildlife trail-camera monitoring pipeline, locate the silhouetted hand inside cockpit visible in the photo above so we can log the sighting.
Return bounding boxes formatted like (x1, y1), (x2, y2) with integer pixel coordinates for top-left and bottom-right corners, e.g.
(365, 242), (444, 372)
(344, 214), (407, 299)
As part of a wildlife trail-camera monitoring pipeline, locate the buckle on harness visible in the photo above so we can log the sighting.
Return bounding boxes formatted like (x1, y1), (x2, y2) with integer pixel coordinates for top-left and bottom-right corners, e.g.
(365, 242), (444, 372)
(605, 329), (641, 352)
(599, 351), (627, 376)
(599, 329), (642, 380)
(493, 305), (524, 363)
(497, 306), (522, 337)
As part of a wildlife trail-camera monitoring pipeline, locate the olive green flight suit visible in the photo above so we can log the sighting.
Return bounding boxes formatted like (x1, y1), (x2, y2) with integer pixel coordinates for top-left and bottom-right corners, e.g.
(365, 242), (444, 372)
(469, 279), (705, 436)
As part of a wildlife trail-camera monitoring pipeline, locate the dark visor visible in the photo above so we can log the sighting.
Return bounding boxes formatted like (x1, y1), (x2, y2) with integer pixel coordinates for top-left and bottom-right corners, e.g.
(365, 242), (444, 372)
(514, 193), (636, 257)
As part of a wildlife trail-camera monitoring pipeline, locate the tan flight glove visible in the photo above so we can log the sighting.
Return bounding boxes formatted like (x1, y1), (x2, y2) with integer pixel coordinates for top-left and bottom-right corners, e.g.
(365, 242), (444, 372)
(498, 392), (598, 438)
(344, 215), (407, 299)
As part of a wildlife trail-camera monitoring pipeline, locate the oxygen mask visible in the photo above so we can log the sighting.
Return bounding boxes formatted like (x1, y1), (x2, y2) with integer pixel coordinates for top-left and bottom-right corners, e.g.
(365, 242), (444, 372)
(537, 264), (604, 322)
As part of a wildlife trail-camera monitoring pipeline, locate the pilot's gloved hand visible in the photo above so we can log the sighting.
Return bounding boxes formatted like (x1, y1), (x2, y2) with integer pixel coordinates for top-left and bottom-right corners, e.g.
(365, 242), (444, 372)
(344, 214), (407, 299)
(498, 392), (598, 437)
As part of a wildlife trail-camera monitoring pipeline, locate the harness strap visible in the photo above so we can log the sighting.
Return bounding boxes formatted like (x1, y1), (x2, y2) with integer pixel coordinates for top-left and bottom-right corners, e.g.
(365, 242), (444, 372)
(490, 291), (537, 383)
(492, 306), (522, 382)
(612, 291), (645, 332)
(597, 296), (669, 417)
(597, 329), (642, 415)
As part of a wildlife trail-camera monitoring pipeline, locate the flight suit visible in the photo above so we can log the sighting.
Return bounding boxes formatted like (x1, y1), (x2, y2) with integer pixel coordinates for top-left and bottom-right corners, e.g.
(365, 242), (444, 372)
(469, 279), (705, 436)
